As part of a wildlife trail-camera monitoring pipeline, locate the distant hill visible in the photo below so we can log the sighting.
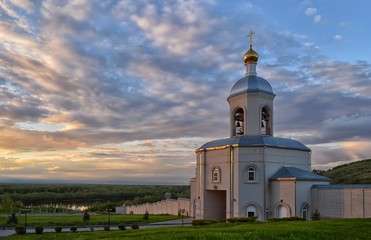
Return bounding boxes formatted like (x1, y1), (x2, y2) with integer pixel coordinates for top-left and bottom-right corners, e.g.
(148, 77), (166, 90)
(314, 159), (371, 184)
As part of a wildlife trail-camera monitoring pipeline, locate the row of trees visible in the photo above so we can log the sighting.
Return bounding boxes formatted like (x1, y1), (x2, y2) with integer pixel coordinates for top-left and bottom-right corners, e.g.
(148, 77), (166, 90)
(0, 184), (189, 211)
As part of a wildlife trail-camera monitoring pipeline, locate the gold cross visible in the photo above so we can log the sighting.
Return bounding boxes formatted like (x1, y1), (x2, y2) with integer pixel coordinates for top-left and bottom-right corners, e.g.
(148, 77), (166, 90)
(249, 31), (255, 48)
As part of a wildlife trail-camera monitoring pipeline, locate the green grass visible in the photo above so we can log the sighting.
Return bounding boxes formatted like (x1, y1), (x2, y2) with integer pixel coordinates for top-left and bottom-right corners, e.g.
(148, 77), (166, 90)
(1, 214), (181, 227)
(4, 219), (371, 240)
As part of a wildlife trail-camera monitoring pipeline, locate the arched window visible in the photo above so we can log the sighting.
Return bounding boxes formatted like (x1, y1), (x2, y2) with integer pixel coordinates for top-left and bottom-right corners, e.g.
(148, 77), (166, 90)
(261, 105), (272, 135)
(212, 167), (220, 183)
(301, 204), (310, 219)
(246, 205), (257, 217)
(248, 167), (255, 182)
(233, 108), (244, 136)
(243, 165), (258, 183)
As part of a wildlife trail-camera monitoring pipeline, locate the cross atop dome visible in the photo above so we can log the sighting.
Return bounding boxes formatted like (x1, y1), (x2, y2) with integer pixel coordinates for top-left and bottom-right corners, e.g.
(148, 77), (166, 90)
(243, 31), (259, 65)
(249, 31), (255, 48)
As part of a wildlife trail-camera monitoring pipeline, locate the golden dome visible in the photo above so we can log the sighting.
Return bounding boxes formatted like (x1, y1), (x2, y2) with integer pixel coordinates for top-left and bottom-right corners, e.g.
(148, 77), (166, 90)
(243, 47), (259, 64)
(243, 31), (259, 64)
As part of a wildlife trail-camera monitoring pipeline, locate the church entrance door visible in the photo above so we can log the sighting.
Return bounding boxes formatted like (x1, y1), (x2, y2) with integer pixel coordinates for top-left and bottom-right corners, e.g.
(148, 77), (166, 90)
(278, 205), (288, 218)
(204, 190), (226, 220)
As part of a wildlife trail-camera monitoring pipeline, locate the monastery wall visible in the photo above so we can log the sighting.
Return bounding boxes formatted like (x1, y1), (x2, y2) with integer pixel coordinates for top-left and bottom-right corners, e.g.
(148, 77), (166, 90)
(125, 198), (190, 216)
(312, 186), (371, 218)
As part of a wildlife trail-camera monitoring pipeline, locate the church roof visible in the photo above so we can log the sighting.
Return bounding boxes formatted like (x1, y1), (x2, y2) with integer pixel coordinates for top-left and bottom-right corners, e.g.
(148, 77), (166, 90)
(229, 75), (275, 97)
(198, 136), (310, 151)
(312, 184), (371, 189)
(270, 167), (330, 181)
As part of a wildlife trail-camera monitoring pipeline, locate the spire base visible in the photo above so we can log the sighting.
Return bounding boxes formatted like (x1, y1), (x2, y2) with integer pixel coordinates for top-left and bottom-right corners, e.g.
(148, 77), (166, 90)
(245, 63), (257, 76)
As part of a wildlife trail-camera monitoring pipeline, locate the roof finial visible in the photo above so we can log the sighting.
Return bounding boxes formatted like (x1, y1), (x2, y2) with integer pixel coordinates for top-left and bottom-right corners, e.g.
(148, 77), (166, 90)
(249, 31), (255, 48)
(243, 31), (259, 65)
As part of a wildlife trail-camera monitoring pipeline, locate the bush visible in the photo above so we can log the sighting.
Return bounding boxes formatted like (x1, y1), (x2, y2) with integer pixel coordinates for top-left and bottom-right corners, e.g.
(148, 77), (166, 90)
(312, 209), (320, 220)
(191, 219), (218, 226)
(35, 226), (44, 234)
(131, 223), (139, 230)
(143, 210), (149, 220)
(267, 217), (306, 222)
(118, 224), (126, 230)
(7, 213), (18, 224)
(227, 216), (257, 223)
(83, 212), (90, 222)
(70, 226), (77, 232)
(104, 225), (110, 231)
(55, 226), (63, 233)
(15, 226), (25, 235)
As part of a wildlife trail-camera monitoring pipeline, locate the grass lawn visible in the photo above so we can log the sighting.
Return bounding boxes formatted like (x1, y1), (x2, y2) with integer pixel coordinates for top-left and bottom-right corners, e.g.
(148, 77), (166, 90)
(1, 214), (181, 227)
(4, 219), (371, 240)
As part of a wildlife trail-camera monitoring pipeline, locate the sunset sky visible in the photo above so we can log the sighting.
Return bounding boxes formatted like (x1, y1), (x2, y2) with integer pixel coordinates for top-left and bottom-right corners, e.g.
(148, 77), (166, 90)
(1, 0), (370, 184)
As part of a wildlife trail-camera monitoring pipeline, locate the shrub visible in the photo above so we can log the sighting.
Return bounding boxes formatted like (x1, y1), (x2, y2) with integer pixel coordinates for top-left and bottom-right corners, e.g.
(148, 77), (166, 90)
(55, 226), (63, 233)
(83, 212), (90, 223)
(35, 226), (44, 234)
(104, 225), (110, 231)
(191, 219), (218, 226)
(289, 216), (306, 221)
(312, 209), (320, 220)
(14, 226), (25, 235)
(118, 224), (126, 230)
(227, 216), (257, 223)
(143, 210), (149, 220)
(131, 223), (139, 230)
(267, 217), (306, 222)
(70, 226), (77, 232)
(7, 213), (18, 224)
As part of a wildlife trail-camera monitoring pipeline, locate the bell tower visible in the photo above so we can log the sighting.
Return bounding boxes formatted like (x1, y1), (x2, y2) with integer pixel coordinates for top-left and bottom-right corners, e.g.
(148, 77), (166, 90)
(227, 32), (275, 137)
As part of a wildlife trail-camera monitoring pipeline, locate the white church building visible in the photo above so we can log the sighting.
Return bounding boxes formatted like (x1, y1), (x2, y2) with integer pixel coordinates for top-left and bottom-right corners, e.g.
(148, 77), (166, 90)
(189, 33), (371, 221)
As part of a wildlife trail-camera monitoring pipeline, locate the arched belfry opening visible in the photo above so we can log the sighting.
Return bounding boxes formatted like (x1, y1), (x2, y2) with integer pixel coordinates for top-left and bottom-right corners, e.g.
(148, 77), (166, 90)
(233, 108), (244, 136)
(261, 105), (272, 135)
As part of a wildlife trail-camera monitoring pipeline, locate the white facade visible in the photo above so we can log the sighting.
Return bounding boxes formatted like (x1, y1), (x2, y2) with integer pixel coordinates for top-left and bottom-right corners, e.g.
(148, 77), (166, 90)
(190, 38), (330, 221)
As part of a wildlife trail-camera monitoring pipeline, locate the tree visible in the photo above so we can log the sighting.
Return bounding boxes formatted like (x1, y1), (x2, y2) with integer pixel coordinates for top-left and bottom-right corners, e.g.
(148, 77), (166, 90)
(1, 195), (23, 213)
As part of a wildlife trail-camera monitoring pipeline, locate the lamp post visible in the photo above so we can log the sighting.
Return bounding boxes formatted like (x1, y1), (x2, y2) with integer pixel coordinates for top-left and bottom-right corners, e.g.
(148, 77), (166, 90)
(106, 208), (113, 227)
(180, 209), (185, 226)
(21, 208), (30, 234)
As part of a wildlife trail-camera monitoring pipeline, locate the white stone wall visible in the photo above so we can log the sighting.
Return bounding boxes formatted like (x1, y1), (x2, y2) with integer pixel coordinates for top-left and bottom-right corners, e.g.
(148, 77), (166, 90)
(125, 198), (190, 216)
(311, 186), (371, 218)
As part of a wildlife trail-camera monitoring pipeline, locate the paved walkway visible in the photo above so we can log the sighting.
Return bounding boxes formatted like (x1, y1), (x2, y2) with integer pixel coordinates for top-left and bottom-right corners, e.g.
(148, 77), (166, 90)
(0, 218), (193, 238)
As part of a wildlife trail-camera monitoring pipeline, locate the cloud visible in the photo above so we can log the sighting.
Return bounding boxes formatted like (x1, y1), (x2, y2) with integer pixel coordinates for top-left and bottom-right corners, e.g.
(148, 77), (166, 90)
(8, 0), (36, 13)
(0, 1), (370, 183)
(338, 21), (347, 28)
(127, 1), (217, 55)
(46, 166), (60, 171)
(313, 15), (321, 23)
(305, 7), (317, 16)
(304, 7), (321, 23)
(334, 35), (343, 40)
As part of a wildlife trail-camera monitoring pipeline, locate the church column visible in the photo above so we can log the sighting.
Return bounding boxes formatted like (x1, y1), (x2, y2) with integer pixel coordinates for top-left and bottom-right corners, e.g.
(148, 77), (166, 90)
(229, 145), (234, 218)
(198, 149), (206, 219)
(263, 146), (268, 220)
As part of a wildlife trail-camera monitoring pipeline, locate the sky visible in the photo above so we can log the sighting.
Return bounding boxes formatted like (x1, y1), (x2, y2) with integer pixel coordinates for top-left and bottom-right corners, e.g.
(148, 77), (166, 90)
(0, 0), (370, 184)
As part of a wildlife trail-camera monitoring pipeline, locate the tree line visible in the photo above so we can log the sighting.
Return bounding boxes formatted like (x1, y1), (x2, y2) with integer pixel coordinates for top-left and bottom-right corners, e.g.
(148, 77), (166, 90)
(0, 184), (190, 209)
